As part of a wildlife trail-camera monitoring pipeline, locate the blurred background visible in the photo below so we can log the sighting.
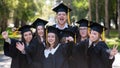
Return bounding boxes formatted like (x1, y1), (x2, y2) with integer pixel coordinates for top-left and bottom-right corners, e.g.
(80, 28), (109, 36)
(0, 0), (120, 67)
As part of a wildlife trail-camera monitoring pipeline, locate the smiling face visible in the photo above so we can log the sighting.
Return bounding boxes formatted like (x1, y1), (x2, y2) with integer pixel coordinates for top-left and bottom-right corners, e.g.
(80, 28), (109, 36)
(56, 12), (67, 26)
(79, 27), (88, 38)
(89, 30), (101, 42)
(47, 33), (56, 47)
(37, 25), (44, 37)
(23, 31), (33, 43)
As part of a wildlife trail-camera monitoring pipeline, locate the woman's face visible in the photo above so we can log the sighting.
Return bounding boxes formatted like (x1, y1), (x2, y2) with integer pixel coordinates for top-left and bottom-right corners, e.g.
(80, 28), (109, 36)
(37, 26), (44, 37)
(89, 30), (100, 42)
(23, 31), (33, 43)
(79, 27), (88, 38)
(47, 33), (56, 47)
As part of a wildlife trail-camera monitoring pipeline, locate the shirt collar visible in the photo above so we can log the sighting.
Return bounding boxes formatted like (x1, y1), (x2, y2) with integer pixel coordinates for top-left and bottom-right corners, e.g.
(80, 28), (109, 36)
(44, 44), (60, 58)
(56, 23), (68, 30)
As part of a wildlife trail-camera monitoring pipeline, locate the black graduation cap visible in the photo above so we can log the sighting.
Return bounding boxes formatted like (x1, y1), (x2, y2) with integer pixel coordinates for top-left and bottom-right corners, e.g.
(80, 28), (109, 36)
(46, 26), (59, 36)
(52, 3), (72, 13)
(62, 29), (75, 38)
(18, 25), (32, 34)
(59, 28), (77, 43)
(32, 18), (48, 28)
(76, 19), (90, 27)
(90, 23), (107, 34)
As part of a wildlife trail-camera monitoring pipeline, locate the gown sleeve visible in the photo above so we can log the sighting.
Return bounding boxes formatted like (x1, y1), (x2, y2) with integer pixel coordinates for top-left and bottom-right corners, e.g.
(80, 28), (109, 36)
(3, 38), (20, 58)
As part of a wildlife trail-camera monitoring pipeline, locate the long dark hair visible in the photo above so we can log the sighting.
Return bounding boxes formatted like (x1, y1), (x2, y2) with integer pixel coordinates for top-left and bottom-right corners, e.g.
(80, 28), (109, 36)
(46, 33), (59, 49)
(34, 26), (46, 44)
(21, 30), (33, 45)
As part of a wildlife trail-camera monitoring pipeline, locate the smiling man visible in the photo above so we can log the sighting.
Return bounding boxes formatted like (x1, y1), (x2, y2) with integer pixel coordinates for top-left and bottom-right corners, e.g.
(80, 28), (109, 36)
(52, 2), (72, 30)
(51, 2), (76, 42)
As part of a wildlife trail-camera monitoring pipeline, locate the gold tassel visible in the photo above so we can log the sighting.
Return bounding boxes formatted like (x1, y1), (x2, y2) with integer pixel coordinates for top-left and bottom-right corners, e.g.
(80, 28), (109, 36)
(12, 31), (18, 36)
(12, 28), (19, 36)
(74, 33), (76, 44)
(67, 9), (70, 25)
(102, 28), (105, 41)
(88, 21), (90, 36)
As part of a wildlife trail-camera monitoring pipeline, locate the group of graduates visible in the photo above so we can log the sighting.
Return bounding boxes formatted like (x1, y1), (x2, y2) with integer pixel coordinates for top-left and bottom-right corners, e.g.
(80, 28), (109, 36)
(2, 2), (118, 68)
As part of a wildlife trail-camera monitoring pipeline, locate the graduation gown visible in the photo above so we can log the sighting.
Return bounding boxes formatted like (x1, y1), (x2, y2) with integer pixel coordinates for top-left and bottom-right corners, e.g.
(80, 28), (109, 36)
(52, 24), (73, 40)
(69, 39), (88, 68)
(25, 37), (45, 68)
(3, 38), (29, 68)
(43, 42), (74, 68)
(87, 41), (114, 68)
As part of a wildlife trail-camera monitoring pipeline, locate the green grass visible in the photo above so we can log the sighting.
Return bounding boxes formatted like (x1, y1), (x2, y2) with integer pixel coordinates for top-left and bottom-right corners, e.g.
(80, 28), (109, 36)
(106, 29), (120, 51)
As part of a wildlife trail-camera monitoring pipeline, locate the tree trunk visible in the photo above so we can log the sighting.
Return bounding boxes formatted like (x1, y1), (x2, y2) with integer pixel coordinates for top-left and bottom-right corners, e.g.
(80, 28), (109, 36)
(96, 0), (99, 23)
(1, 16), (7, 33)
(88, 0), (92, 21)
(21, 20), (26, 26)
(118, 0), (120, 39)
(0, 0), (8, 33)
(14, 18), (19, 28)
(105, 0), (110, 37)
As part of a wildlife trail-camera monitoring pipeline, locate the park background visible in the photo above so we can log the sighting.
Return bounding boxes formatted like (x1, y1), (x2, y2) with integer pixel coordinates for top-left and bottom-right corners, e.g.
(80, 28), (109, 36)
(0, 0), (120, 51)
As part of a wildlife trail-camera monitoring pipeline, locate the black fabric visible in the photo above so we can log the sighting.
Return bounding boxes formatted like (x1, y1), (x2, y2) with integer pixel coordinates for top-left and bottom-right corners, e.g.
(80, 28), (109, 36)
(87, 41), (114, 68)
(43, 42), (74, 68)
(25, 37), (45, 68)
(3, 38), (30, 68)
(69, 39), (88, 68)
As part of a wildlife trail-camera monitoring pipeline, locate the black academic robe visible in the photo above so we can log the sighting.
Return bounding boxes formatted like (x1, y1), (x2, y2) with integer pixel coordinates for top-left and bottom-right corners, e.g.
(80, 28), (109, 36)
(3, 38), (29, 68)
(43, 42), (74, 68)
(25, 37), (45, 68)
(69, 39), (88, 68)
(87, 41), (114, 68)
(52, 24), (74, 40)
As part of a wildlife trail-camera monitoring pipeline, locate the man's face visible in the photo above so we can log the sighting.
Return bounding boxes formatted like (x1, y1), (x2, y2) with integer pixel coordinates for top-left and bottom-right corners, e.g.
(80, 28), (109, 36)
(56, 12), (67, 25)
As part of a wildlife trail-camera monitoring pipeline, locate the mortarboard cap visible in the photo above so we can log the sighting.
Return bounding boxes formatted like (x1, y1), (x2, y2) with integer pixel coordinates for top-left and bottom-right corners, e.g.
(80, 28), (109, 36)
(76, 19), (89, 27)
(52, 3), (72, 13)
(46, 26), (59, 36)
(90, 23), (107, 34)
(18, 25), (32, 34)
(32, 18), (48, 28)
(62, 29), (75, 38)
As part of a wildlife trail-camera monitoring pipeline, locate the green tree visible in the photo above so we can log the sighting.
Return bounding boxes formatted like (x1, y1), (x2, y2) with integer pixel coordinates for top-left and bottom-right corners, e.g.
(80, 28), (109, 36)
(118, 0), (120, 38)
(96, 0), (99, 23)
(105, 0), (110, 37)
(88, 0), (92, 21)
(13, 0), (38, 27)
(72, 0), (89, 20)
(0, 0), (11, 32)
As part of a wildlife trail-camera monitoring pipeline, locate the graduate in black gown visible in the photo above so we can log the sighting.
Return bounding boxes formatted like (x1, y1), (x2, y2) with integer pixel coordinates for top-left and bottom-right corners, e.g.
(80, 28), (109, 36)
(52, 2), (72, 30)
(52, 2), (77, 41)
(16, 18), (48, 68)
(86, 22), (118, 68)
(70, 19), (91, 68)
(43, 26), (75, 68)
(2, 25), (33, 68)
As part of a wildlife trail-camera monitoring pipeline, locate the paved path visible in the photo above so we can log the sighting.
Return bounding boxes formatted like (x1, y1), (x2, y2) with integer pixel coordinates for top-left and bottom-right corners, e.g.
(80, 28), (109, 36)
(0, 52), (120, 68)
(0, 53), (11, 68)
(113, 53), (120, 68)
